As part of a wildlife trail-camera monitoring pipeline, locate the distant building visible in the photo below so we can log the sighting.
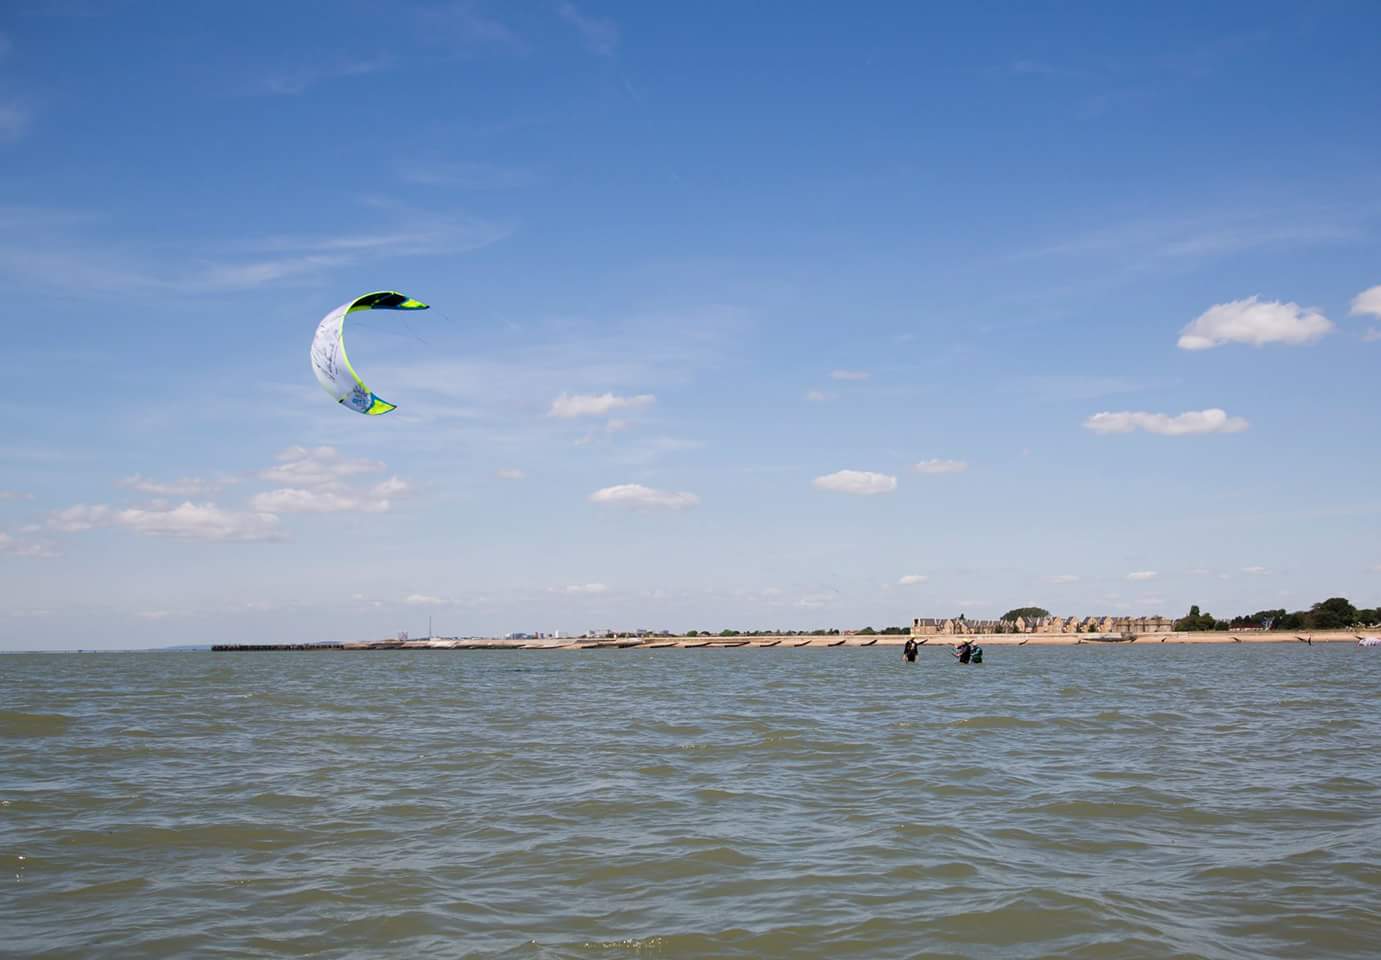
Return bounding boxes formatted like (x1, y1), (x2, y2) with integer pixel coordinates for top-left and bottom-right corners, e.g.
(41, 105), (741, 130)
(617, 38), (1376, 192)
(913, 614), (1174, 636)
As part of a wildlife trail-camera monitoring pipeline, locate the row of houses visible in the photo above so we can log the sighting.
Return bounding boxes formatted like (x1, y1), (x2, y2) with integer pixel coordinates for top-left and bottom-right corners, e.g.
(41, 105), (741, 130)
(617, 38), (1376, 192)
(912, 615), (1176, 636)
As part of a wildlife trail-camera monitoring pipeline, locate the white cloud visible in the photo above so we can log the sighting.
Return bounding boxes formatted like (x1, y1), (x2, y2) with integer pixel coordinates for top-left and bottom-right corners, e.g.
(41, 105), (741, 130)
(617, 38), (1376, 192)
(830, 370), (871, 381)
(589, 483), (699, 510)
(557, 1), (619, 56)
(0, 531), (60, 559)
(1126, 571), (1158, 581)
(1363, 328), (1381, 343)
(1350, 285), (1381, 320)
(1084, 408), (1248, 436)
(813, 470), (897, 495)
(913, 459), (968, 474)
(49, 504), (113, 532)
(805, 389), (832, 402)
(115, 502), (281, 542)
(549, 392), (655, 418)
(1047, 574), (1080, 584)
(558, 583), (608, 595)
(1242, 565), (1268, 575)
(898, 574), (929, 586)
(250, 475), (407, 514)
(259, 446), (384, 487)
(1177, 297), (1332, 350)
(404, 594), (445, 606)
(496, 468), (525, 480)
(119, 474), (223, 497)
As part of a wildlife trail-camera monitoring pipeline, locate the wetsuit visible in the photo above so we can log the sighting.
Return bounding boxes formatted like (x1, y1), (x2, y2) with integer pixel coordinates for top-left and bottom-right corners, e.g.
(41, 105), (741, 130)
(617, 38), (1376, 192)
(954, 641), (972, 664)
(903, 639), (917, 662)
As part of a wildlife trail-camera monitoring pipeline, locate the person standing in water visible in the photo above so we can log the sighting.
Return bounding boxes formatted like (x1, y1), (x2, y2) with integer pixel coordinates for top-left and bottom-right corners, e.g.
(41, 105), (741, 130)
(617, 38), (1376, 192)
(953, 638), (973, 664)
(902, 637), (918, 662)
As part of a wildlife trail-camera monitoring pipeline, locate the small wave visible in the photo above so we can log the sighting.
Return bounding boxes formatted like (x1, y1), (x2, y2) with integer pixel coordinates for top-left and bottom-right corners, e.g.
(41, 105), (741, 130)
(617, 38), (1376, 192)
(0, 710), (71, 737)
(951, 715), (1041, 729)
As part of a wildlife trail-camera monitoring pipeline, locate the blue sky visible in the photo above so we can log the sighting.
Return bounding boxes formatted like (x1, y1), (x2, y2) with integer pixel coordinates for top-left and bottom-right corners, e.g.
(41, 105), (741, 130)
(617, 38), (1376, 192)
(2, 1), (1379, 648)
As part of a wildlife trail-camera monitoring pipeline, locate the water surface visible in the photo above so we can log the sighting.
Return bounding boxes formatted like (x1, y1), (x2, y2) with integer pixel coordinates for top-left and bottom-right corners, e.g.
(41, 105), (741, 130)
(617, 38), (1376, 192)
(3, 645), (1379, 958)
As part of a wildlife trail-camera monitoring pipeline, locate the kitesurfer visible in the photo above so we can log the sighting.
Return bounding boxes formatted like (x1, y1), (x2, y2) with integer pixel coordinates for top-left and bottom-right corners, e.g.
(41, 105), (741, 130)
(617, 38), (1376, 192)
(902, 637), (918, 662)
(953, 639), (974, 664)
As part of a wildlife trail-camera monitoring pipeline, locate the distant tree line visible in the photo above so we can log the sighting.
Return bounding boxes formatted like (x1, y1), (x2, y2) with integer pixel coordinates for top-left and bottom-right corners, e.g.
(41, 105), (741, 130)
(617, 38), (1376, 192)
(1174, 597), (1379, 632)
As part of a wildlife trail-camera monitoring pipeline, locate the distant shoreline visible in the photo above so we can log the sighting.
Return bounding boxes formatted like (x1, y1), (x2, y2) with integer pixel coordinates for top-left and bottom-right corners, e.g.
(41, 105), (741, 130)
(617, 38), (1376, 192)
(198, 630), (1371, 652)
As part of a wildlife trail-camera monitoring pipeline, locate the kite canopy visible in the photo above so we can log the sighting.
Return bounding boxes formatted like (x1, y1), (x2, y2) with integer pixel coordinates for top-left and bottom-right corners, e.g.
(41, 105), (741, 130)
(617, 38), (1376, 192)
(309, 291), (428, 415)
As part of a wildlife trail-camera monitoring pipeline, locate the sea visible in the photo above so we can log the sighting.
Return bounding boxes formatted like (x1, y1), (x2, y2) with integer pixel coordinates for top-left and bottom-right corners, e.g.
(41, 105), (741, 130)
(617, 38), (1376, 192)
(2, 644), (1379, 959)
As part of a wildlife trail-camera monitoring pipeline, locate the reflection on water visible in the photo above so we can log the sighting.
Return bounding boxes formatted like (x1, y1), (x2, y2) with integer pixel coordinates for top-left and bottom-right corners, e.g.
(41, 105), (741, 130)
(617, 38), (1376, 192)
(3, 645), (1379, 958)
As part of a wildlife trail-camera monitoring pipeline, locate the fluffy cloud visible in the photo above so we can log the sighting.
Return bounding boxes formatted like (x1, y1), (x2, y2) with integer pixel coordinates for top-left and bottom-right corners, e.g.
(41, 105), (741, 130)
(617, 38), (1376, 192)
(404, 594), (445, 606)
(897, 574), (929, 586)
(913, 459), (968, 474)
(1126, 571), (1158, 581)
(1350, 285), (1381, 320)
(549, 392), (655, 418)
(830, 370), (870, 381)
(813, 470), (897, 495)
(115, 503), (281, 542)
(1177, 297), (1332, 350)
(588, 483), (699, 510)
(496, 468), (525, 480)
(1084, 409), (1248, 436)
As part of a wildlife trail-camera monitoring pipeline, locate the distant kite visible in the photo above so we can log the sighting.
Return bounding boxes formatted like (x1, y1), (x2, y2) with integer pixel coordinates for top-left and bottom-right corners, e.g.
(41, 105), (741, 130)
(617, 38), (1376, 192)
(310, 291), (428, 415)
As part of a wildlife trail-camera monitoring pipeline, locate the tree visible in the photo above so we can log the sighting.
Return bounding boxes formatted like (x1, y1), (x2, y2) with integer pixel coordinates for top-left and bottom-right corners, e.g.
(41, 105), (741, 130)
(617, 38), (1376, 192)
(1175, 605), (1219, 631)
(1001, 606), (1050, 622)
(859, 626), (876, 635)
(1307, 597), (1357, 629)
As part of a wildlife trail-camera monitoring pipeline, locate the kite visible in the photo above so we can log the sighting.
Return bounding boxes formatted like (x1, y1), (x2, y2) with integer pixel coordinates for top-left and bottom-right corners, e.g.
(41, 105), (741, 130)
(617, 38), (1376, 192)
(310, 291), (428, 415)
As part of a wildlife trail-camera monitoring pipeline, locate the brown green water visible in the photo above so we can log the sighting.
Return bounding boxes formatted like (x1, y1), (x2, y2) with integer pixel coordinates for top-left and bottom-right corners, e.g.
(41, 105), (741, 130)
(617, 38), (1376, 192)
(2, 645), (1379, 958)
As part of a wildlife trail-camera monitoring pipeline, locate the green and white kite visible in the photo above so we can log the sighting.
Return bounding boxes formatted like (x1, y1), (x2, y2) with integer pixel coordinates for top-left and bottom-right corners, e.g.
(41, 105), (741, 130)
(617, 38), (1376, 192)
(310, 291), (428, 415)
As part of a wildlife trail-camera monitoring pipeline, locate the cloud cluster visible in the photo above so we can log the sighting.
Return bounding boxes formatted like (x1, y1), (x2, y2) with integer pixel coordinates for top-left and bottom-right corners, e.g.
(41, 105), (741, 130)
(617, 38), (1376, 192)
(550, 392), (655, 418)
(1084, 409), (1247, 436)
(813, 470), (897, 495)
(252, 446), (407, 514)
(589, 483), (699, 510)
(897, 574), (929, 586)
(50, 501), (280, 542)
(1178, 297), (1332, 350)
